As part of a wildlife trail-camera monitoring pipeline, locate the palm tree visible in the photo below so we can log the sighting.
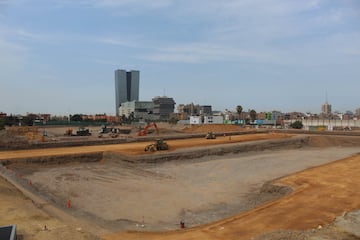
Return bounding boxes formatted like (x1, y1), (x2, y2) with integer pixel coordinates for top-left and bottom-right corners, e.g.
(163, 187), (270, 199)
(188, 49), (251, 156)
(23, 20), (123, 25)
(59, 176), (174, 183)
(236, 105), (243, 124)
(250, 109), (257, 122)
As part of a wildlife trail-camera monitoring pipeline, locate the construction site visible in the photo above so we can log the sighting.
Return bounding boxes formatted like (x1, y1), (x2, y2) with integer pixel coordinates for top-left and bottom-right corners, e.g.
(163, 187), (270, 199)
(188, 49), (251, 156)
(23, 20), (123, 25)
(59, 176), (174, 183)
(0, 124), (360, 240)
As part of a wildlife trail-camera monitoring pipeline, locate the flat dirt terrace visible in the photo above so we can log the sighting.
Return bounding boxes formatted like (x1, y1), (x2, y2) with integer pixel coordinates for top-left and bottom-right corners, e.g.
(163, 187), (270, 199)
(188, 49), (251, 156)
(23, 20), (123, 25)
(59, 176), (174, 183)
(1, 133), (360, 240)
(0, 132), (289, 159)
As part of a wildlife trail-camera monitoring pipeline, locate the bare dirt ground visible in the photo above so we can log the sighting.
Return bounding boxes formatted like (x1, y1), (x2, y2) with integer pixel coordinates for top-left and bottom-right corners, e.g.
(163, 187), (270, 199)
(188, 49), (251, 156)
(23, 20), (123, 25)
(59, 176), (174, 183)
(0, 132), (291, 160)
(103, 152), (360, 240)
(12, 147), (360, 233)
(0, 131), (360, 240)
(0, 176), (100, 240)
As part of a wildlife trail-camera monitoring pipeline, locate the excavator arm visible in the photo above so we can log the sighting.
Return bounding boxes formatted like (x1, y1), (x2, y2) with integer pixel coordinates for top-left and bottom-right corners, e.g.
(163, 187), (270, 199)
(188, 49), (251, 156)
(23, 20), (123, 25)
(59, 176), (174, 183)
(138, 122), (159, 136)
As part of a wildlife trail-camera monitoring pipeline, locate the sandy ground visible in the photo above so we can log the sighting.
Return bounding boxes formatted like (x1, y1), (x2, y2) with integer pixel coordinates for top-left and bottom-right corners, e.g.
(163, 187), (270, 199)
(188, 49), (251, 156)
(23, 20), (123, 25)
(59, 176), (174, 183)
(103, 152), (360, 240)
(0, 176), (100, 240)
(1, 132), (360, 240)
(13, 146), (359, 234)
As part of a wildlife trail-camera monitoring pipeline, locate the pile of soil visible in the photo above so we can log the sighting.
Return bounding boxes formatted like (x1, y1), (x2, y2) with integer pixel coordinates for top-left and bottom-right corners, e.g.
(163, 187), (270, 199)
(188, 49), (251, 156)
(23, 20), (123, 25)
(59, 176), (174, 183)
(182, 124), (243, 133)
(0, 130), (29, 149)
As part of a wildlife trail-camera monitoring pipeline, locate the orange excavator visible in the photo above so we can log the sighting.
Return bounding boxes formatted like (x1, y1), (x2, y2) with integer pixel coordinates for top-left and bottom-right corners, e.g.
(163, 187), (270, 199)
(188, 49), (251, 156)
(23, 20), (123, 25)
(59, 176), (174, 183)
(138, 122), (159, 136)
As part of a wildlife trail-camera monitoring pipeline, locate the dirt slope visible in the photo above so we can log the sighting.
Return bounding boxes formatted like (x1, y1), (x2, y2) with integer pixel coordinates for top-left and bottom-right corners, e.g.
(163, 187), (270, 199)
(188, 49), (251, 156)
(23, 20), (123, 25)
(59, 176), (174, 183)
(0, 176), (99, 240)
(182, 124), (244, 133)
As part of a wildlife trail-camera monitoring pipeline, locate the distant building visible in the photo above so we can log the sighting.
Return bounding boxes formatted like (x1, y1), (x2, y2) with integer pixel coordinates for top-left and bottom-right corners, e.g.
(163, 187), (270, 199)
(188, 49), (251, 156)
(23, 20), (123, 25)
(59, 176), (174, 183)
(342, 111), (354, 120)
(115, 69), (139, 116)
(39, 114), (51, 122)
(190, 116), (201, 124)
(177, 103), (212, 120)
(177, 103), (200, 116)
(356, 108), (360, 117)
(321, 102), (332, 115)
(119, 100), (154, 120)
(283, 112), (306, 120)
(152, 96), (176, 120)
(257, 112), (266, 120)
(200, 105), (212, 116)
(204, 115), (224, 124)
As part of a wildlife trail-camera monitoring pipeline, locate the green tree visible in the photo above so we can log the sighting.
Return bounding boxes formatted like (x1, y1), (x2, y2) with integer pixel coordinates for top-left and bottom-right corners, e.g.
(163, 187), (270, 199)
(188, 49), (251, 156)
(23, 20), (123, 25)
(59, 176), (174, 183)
(290, 121), (303, 129)
(265, 112), (272, 120)
(70, 114), (83, 122)
(249, 109), (257, 122)
(5, 115), (18, 126)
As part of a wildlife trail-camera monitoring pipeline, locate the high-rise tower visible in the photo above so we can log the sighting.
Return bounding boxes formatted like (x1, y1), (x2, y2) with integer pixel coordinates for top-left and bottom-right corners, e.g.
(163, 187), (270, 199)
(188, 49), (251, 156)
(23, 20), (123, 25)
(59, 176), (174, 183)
(115, 69), (139, 116)
(321, 92), (331, 115)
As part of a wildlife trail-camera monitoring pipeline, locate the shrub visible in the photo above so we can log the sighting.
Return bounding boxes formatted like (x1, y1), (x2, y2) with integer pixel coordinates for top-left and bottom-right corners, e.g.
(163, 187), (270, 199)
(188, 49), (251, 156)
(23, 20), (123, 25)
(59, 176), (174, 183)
(290, 120), (303, 129)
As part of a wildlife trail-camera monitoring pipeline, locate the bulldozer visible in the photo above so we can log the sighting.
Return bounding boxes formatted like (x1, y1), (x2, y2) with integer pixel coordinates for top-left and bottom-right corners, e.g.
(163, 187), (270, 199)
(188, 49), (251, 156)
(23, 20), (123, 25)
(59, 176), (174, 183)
(144, 139), (169, 152)
(205, 132), (216, 139)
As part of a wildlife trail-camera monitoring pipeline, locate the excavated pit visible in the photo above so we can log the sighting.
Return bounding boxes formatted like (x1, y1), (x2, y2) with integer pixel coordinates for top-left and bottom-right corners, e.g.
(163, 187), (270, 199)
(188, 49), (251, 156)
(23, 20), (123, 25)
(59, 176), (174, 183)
(1, 135), (360, 232)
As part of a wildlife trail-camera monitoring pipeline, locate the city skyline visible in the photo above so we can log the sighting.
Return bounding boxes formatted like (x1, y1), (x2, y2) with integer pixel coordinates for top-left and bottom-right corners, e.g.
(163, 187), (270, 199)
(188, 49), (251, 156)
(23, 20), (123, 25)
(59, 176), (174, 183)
(0, 1), (359, 115)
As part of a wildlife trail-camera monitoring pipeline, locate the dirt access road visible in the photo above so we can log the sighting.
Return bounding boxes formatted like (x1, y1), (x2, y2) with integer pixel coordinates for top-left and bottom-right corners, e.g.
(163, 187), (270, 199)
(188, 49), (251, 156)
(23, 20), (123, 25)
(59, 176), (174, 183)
(103, 153), (360, 240)
(0, 133), (290, 160)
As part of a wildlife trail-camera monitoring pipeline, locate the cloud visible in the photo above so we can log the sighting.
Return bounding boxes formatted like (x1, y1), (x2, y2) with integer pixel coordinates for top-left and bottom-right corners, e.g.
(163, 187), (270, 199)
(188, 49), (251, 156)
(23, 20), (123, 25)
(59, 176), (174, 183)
(92, 58), (118, 66)
(0, 0), (12, 5)
(97, 37), (139, 48)
(15, 29), (49, 42)
(91, 0), (173, 9)
(138, 42), (265, 64)
(344, 49), (360, 56)
(0, 38), (27, 67)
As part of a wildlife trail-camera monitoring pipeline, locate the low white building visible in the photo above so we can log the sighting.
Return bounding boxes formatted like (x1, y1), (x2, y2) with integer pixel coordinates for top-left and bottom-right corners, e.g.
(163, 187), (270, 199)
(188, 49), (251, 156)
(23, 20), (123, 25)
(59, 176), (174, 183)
(204, 115), (224, 124)
(189, 115), (224, 124)
(190, 116), (201, 124)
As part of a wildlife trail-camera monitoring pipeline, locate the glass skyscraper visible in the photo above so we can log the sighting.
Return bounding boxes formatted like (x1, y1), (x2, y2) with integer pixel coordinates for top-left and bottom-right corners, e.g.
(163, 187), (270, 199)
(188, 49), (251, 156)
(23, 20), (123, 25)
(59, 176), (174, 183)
(115, 69), (139, 116)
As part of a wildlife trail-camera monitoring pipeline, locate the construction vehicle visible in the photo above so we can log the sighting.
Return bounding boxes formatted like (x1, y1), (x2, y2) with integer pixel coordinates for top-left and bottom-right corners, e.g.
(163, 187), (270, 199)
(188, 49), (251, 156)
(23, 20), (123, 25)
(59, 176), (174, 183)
(138, 122), (159, 136)
(76, 127), (91, 136)
(64, 128), (73, 136)
(99, 125), (111, 134)
(205, 132), (216, 139)
(144, 139), (169, 152)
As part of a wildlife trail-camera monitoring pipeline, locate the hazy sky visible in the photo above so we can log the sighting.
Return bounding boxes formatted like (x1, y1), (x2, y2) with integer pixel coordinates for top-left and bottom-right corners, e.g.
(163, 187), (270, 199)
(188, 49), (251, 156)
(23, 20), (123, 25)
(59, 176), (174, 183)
(1, 0), (359, 115)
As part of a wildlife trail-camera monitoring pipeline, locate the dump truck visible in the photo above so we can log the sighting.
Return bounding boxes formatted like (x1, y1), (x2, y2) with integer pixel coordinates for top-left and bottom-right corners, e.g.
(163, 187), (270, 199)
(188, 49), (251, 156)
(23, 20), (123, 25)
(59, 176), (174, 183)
(144, 139), (169, 152)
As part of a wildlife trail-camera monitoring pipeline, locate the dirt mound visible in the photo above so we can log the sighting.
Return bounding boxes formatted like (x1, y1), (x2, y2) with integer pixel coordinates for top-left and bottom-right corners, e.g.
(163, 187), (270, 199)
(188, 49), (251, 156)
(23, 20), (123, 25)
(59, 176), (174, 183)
(0, 129), (29, 149)
(182, 124), (243, 133)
